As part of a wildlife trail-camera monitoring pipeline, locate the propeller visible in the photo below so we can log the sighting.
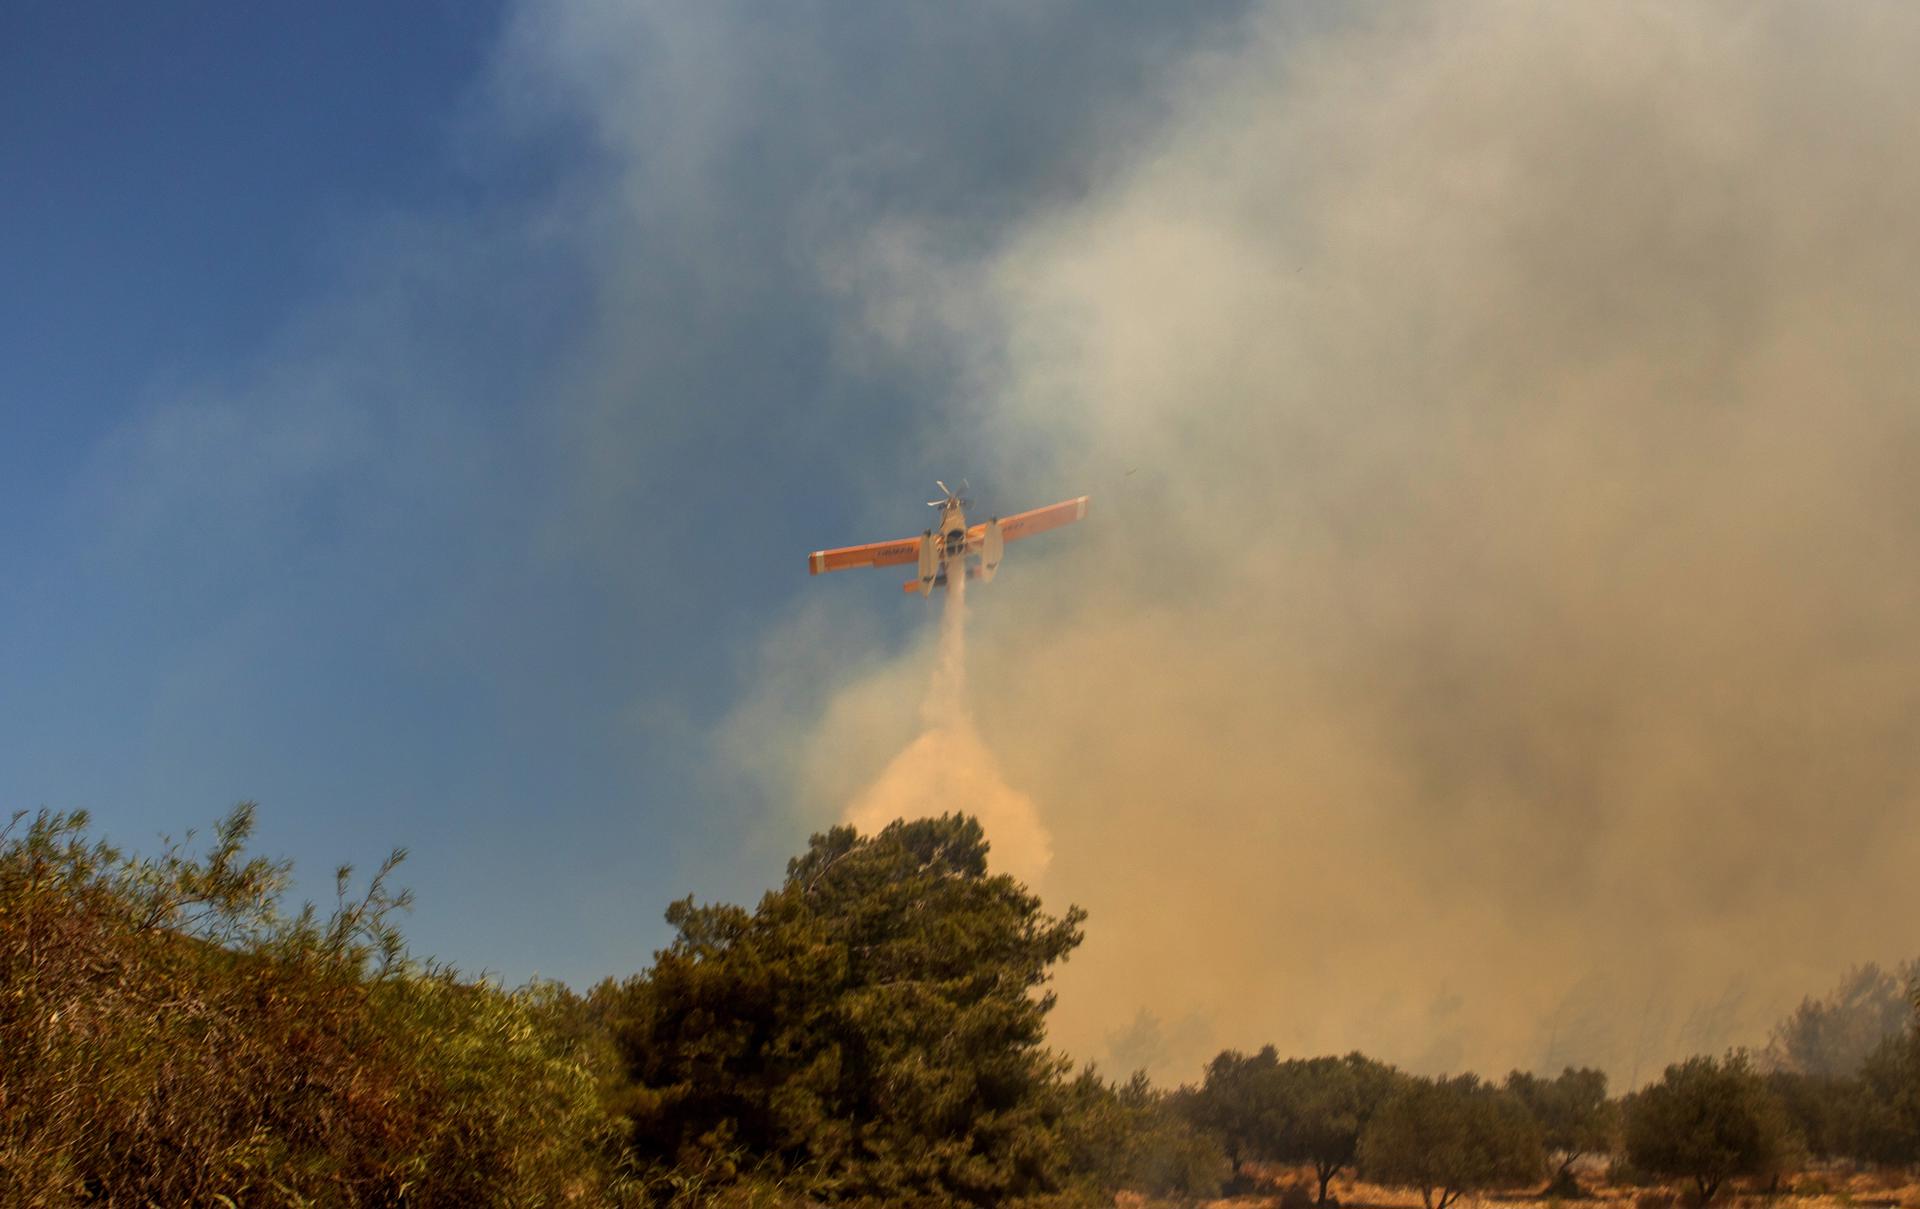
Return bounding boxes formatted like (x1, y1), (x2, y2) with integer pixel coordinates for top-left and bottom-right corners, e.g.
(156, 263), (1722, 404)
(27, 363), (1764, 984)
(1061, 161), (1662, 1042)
(927, 479), (971, 508)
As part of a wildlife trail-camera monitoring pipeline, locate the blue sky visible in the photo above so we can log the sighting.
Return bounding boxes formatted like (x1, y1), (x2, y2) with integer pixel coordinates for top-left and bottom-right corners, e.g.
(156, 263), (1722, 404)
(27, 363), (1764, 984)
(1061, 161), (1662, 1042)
(2, 0), (1253, 985)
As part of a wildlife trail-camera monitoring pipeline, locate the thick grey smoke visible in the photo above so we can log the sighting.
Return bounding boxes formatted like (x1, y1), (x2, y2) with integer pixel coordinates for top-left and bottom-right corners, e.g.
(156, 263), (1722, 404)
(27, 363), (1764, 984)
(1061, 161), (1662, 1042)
(735, 0), (1920, 1084)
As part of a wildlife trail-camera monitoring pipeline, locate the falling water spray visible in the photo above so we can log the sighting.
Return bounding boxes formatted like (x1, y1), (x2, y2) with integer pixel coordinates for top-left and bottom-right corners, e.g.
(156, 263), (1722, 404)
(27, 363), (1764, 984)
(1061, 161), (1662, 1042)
(844, 568), (1054, 882)
(926, 566), (967, 728)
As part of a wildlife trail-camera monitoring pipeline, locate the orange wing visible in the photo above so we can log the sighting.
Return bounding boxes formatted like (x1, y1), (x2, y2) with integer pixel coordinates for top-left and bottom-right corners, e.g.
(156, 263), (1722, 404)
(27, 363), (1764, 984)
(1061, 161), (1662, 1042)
(966, 495), (1088, 548)
(808, 536), (921, 575)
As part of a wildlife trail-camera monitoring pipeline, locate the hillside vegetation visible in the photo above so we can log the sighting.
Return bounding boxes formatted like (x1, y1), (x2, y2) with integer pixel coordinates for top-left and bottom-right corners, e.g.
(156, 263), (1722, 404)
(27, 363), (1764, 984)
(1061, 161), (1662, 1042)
(3, 806), (1917, 1207)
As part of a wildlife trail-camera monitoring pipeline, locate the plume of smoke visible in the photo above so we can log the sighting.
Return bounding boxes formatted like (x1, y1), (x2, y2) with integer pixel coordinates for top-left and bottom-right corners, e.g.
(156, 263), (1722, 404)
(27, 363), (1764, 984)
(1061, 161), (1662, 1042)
(845, 570), (1054, 885)
(746, 0), (1920, 1085)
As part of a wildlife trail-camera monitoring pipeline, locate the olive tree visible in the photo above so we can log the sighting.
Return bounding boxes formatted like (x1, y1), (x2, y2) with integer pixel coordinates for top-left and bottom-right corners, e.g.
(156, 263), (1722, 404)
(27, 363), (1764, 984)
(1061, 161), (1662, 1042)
(1189, 1048), (1399, 1199)
(1358, 1075), (1543, 1209)
(1276, 1053), (1402, 1203)
(1623, 1053), (1798, 1205)
(1504, 1066), (1617, 1194)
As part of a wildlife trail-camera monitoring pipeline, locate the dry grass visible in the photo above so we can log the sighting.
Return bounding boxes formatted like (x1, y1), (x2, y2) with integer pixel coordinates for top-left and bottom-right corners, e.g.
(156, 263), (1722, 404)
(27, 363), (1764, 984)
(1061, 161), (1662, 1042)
(1113, 1165), (1920, 1209)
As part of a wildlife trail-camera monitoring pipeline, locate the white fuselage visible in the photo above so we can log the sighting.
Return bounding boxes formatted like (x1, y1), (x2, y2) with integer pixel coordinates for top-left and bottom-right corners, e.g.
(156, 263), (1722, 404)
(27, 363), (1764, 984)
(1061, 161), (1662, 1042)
(937, 501), (967, 568)
(920, 500), (968, 594)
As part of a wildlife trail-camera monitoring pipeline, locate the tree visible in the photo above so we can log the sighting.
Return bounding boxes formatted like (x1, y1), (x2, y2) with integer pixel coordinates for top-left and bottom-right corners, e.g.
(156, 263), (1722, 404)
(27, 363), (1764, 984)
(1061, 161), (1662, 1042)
(1764, 1070), (1862, 1163)
(1275, 1054), (1403, 1203)
(1504, 1067), (1618, 1194)
(604, 814), (1087, 1206)
(1187, 1048), (1399, 1199)
(1850, 1030), (1920, 1164)
(1187, 1046), (1287, 1182)
(1357, 1075), (1543, 1209)
(1058, 1070), (1230, 1200)
(1623, 1053), (1799, 1205)
(1767, 962), (1919, 1077)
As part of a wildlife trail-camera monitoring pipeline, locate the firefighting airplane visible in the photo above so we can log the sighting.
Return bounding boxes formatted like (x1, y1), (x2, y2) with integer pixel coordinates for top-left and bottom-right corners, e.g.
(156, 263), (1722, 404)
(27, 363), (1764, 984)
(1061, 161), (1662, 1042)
(807, 482), (1088, 595)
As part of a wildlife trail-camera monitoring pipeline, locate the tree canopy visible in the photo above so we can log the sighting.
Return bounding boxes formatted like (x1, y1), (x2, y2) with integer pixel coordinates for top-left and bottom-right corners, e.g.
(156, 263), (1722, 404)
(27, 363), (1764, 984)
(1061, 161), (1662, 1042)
(602, 814), (1087, 1206)
(1767, 962), (1919, 1077)
(1504, 1066), (1617, 1193)
(1850, 1030), (1920, 1164)
(1190, 1048), (1400, 1201)
(1624, 1053), (1799, 1205)
(20, 799), (1920, 1207)
(1357, 1075), (1543, 1209)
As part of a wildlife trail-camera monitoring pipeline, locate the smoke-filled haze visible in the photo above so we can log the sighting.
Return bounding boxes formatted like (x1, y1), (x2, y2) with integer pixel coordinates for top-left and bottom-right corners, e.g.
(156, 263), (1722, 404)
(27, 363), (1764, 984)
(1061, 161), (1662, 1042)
(11, 0), (1920, 1091)
(734, 1), (1920, 1084)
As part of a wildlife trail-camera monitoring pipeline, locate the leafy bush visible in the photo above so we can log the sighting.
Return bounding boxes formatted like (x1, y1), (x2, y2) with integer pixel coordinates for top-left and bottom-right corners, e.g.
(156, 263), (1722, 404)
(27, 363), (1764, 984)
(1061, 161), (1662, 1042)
(0, 805), (618, 1207)
(1608, 1153), (1657, 1189)
(1056, 1071), (1229, 1200)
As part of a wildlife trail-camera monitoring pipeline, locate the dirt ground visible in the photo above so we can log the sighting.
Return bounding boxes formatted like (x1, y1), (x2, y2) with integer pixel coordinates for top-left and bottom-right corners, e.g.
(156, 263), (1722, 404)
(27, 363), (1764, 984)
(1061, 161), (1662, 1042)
(1116, 1164), (1920, 1209)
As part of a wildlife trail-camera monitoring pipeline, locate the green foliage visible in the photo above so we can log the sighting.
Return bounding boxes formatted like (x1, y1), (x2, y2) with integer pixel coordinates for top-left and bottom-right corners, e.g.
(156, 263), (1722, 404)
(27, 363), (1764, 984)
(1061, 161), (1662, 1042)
(603, 814), (1087, 1206)
(1763, 1071), (1864, 1162)
(1056, 1071), (1229, 1200)
(1849, 1030), (1920, 1164)
(0, 805), (618, 1207)
(1505, 1066), (1619, 1190)
(1357, 1075), (1544, 1209)
(1188, 1047), (1400, 1200)
(1623, 1052), (1799, 1205)
(37, 799), (1917, 1203)
(1278, 1053), (1404, 1202)
(1185, 1046), (1277, 1178)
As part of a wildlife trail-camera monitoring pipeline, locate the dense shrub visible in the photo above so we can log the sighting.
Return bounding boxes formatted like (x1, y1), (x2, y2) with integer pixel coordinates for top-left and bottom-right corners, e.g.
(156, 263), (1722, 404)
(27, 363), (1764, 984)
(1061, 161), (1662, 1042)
(1056, 1071), (1229, 1200)
(0, 806), (618, 1207)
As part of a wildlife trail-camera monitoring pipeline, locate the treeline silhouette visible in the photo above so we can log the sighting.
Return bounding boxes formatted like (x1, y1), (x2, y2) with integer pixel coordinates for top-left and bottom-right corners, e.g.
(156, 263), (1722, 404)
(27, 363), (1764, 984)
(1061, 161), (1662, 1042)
(4, 806), (1917, 1206)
